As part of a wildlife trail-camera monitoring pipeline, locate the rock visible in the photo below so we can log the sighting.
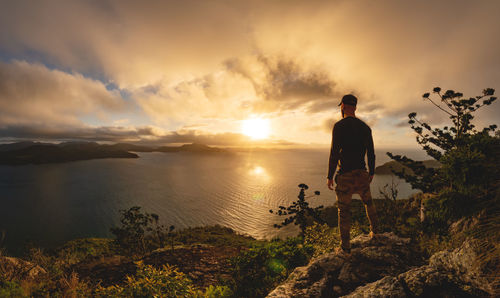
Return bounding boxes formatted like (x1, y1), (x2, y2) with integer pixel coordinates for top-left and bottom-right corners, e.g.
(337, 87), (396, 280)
(342, 276), (407, 298)
(267, 233), (422, 297)
(268, 233), (497, 297)
(343, 238), (493, 297)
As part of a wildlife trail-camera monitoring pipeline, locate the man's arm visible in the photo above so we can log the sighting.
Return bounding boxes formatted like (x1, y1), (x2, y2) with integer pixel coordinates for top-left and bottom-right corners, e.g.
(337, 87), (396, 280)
(328, 124), (341, 180)
(366, 127), (375, 178)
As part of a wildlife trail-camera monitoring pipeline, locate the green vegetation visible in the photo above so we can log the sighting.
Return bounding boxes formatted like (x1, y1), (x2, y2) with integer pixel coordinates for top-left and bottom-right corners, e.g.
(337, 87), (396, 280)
(228, 237), (313, 297)
(95, 262), (232, 297)
(110, 206), (174, 256)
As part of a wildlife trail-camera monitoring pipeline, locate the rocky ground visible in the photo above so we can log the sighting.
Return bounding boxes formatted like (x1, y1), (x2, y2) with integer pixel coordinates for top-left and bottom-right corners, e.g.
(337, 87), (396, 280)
(267, 233), (495, 297)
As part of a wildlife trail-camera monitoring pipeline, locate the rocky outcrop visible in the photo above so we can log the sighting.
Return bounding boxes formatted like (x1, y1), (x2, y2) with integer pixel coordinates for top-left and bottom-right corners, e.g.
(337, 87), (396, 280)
(267, 233), (423, 297)
(345, 239), (492, 297)
(268, 233), (496, 297)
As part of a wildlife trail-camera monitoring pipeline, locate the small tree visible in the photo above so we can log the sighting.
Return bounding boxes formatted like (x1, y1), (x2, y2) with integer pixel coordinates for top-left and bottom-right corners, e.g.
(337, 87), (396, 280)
(270, 184), (324, 236)
(111, 206), (171, 255)
(387, 87), (498, 195)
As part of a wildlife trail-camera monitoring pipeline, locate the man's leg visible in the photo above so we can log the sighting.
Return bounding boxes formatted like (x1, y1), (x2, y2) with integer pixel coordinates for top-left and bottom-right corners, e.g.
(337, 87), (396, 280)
(360, 182), (378, 234)
(335, 176), (353, 252)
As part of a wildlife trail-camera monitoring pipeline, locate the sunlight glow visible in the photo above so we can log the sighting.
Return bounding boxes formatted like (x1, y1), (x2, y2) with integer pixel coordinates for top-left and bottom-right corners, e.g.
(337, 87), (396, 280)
(242, 118), (270, 139)
(251, 166), (265, 175)
(248, 165), (271, 182)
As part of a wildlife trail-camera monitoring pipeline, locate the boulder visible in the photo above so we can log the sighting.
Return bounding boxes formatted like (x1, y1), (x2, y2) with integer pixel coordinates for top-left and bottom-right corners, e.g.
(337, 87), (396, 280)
(343, 239), (493, 297)
(267, 233), (422, 297)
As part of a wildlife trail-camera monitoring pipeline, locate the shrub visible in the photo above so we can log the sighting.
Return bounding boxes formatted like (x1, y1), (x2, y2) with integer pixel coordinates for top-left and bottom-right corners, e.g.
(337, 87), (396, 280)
(202, 285), (233, 298)
(229, 237), (313, 297)
(0, 280), (26, 298)
(95, 262), (198, 297)
(55, 238), (117, 265)
(110, 206), (174, 255)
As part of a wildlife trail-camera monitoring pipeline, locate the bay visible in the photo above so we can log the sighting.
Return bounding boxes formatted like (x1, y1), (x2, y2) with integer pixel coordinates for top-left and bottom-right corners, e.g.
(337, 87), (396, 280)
(0, 148), (422, 253)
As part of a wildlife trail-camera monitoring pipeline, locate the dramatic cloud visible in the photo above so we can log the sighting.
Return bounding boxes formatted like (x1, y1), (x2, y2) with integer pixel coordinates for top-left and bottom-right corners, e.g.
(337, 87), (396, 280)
(225, 55), (344, 113)
(0, 0), (498, 147)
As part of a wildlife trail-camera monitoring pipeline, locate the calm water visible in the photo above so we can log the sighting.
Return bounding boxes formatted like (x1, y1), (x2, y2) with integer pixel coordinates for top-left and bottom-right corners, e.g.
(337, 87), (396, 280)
(0, 148), (422, 253)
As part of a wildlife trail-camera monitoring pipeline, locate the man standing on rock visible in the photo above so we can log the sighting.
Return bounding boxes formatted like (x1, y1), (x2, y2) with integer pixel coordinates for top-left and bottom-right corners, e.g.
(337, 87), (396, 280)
(327, 94), (378, 254)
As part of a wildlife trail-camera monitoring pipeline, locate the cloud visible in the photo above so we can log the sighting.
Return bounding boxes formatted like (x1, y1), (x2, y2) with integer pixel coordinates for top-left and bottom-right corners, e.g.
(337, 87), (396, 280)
(0, 0), (499, 146)
(0, 60), (125, 128)
(225, 55), (344, 113)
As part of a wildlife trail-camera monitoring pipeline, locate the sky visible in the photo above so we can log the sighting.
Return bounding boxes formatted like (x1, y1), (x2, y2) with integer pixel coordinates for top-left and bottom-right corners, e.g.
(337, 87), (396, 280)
(0, 0), (499, 149)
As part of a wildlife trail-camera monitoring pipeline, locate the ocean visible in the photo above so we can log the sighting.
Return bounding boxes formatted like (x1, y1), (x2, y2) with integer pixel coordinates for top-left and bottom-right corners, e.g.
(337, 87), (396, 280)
(0, 148), (424, 253)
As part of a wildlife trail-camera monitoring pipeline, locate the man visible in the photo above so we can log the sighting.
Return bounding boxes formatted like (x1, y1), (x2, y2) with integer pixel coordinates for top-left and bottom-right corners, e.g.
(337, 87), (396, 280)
(327, 94), (378, 254)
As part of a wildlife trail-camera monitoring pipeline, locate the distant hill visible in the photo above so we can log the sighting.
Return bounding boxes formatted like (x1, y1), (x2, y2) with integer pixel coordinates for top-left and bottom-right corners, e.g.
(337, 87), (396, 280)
(104, 143), (155, 152)
(375, 159), (441, 175)
(0, 142), (138, 165)
(0, 142), (227, 165)
(0, 141), (38, 152)
(156, 143), (226, 153)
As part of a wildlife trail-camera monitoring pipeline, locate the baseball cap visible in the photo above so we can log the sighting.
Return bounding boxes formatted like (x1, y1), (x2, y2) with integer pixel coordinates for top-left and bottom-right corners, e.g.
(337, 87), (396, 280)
(338, 94), (358, 106)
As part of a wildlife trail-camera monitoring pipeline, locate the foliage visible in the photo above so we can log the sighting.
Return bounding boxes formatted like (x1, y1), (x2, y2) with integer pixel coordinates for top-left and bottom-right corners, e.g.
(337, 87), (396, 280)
(229, 237), (313, 297)
(95, 262), (199, 297)
(0, 280), (26, 298)
(440, 132), (499, 194)
(388, 87), (498, 194)
(20, 248), (92, 297)
(55, 238), (117, 265)
(110, 206), (175, 255)
(270, 184), (324, 236)
(202, 285), (233, 298)
(95, 262), (232, 298)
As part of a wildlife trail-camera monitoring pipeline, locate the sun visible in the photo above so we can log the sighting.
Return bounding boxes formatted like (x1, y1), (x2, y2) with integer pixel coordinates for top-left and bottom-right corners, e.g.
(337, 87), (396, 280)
(241, 118), (271, 139)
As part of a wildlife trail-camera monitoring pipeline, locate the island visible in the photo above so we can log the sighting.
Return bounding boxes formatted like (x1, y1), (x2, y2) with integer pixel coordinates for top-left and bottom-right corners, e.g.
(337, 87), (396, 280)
(0, 141), (227, 165)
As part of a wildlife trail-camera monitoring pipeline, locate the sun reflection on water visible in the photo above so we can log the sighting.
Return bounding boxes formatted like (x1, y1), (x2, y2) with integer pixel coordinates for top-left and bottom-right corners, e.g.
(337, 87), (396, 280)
(251, 166), (265, 175)
(248, 165), (271, 181)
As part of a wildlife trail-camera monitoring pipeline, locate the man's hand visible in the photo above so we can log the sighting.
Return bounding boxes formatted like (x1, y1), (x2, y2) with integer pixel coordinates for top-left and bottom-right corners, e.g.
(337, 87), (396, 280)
(327, 179), (334, 190)
(369, 175), (374, 183)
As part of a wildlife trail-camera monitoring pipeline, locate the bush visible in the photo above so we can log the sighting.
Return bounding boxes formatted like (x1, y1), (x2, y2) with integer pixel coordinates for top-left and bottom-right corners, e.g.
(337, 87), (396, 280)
(55, 238), (117, 265)
(96, 262), (232, 298)
(229, 237), (313, 297)
(95, 262), (198, 297)
(110, 206), (174, 255)
(0, 280), (26, 298)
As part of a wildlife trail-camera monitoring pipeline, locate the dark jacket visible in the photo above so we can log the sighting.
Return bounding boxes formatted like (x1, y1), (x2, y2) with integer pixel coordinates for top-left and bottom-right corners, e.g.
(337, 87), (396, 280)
(327, 116), (375, 180)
